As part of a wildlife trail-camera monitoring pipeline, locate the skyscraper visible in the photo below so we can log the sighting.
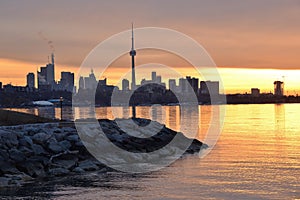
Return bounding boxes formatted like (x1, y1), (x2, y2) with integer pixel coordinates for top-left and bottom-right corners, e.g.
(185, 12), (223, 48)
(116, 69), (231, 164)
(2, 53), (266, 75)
(60, 72), (74, 92)
(122, 79), (129, 91)
(26, 72), (35, 89)
(37, 53), (55, 90)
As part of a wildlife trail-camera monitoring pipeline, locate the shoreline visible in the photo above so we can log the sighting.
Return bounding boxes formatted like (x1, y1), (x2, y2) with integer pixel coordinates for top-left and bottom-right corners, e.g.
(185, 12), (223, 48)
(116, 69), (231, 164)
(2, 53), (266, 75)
(0, 111), (206, 187)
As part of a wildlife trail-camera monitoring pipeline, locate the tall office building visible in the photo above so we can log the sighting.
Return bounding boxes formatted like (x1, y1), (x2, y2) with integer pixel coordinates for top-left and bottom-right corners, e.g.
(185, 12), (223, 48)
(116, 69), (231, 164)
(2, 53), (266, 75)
(84, 69), (98, 90)
(26, 73), (35, 89)
(169, 79), (176, 91)
(38, 53), (55, 90)
(60, 72), (74, 92)
(186, 76), (199, 94)
(122, 79), (129, 91)
(274, 81), (284, 96)
(79, 76), (84, 90)
(200, 81), (219, 96)
(152, 72), (157, 82)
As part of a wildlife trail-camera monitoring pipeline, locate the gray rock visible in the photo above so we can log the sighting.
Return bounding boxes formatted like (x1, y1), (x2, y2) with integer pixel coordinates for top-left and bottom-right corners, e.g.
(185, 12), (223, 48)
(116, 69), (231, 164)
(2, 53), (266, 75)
(0, 161), (20, 174)
(58, 140), (71, 150)
(19, 136), (33, 148)
(0, 130), (19, 148)
(49, 168), (70, 176)
(48, 142), (64, 153)
(54, 132), (68, 142)
(75, 141), (84, 147)
(32, 144), (47, 155)
(26, 128), (38, 136)
(9, 149), (26, 162)
(66, 135), (80, 143)
(0, 149), (9, 160)
(28, 155), (50, 166)
(72, 167), (85, 173)
(32, 132), (51, 145)
(0, 177), (10, 187)
(17, 161), (45, 178)
(79, 160), (99, 171)
(52, 159), (76, 170)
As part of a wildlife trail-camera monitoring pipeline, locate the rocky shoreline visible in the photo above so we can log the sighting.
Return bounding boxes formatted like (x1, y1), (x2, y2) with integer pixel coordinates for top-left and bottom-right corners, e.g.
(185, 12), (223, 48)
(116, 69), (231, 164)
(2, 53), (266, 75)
(0, 118), (207, 187)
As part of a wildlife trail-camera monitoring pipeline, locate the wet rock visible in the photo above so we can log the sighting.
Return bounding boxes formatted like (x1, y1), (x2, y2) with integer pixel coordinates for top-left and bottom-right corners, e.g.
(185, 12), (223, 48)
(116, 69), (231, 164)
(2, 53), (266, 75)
(9, 149), (26, 162)
(32, 144), (47, 155)
(58, 140), (71, 150)
(52, 158), (77, 170)
(49, 168), (70, 176)
(0, 161), (20, 174)
(32, 132), (51, 145)
(0, 149), (9, 160)
(0, 130), (19, 148)
(19, 136), (33, 148)
(48, 142), (64, 154)
(0, 177), (10, 187)
(66, 135), (80, 143)
(72, 167), (85, 173)
(17, 161), (45, 178)
(79, 160), (99, 171)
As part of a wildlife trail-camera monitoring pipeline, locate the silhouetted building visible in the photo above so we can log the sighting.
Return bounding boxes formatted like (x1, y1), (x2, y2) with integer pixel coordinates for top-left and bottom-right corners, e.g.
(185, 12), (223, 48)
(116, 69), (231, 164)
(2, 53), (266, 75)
(179, 78), (188, 93)
(60, 72), (74, 92)
(26, 73), (35, 89)
(152, 71), (157, 82)
(0, 82), (2, 90)
(122, 79), (129, 91)
(38, 53), (55, 90)
(169, 79), (176, 91)
(251, 88), (260, 97)
(186, 76), (199, 94)
(274, 81), (284, 96)
(156, 76), (162, 83)
(84, 69), (97, 90)
(79, 76), (84, 90)
(99, 78), (107, 86)
(200, 81), (219, 96)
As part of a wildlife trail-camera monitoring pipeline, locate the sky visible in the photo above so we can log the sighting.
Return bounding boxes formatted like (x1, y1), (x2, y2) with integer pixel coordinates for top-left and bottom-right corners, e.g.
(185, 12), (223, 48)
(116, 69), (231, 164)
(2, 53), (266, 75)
(0, 0), (299, 94)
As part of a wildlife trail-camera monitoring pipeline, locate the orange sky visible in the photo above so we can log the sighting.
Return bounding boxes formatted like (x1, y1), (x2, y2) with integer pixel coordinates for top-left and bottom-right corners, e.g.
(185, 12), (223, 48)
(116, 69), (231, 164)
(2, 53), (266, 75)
(0, 1), (299, 94)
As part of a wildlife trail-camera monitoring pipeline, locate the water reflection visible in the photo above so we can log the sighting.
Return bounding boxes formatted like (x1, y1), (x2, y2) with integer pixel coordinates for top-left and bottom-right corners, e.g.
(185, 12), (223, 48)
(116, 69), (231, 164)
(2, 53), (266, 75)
(274, 104), (285, 132)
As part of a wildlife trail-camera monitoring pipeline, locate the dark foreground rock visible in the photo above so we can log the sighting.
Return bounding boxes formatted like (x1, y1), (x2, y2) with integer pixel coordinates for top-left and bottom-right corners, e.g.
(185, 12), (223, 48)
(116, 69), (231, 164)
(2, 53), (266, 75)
(0, 118), (207, 187)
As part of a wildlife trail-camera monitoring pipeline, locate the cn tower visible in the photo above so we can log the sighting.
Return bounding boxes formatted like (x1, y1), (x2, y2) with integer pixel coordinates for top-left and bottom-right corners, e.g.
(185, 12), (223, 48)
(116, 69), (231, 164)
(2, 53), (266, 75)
(130, 23), (136, 118)
(130, 23), (136, 90)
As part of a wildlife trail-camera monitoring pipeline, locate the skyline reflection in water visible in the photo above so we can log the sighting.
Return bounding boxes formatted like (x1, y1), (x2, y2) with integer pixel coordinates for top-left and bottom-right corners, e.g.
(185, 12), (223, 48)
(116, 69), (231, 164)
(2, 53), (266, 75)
(5, 104), (300, 199)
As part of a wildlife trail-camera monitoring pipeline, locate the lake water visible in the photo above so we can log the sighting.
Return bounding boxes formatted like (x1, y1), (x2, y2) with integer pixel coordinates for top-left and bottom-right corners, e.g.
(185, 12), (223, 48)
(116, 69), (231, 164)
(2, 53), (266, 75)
(3, 104), (300, 199)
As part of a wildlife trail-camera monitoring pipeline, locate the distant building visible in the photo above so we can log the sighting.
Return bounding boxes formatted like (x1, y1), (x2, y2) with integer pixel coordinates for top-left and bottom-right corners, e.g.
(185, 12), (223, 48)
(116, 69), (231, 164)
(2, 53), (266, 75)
(169, 79), (176, 91)
(38, 53), (55, 90)
(186, 76), (199, 94)
(200, 81), (219, 96)
(251, 88), (260, 97)
(26, 73), (35, 89)
(156, 76), (162, 83)
(79, 76), (84, 90)
(122, 79), (129, 91)
(98, 78), (107, 86)
(179, 78), (188, 93)
(274, 81), (284, 96)
(152, 72), (157, 82)
(60, 72), (74, 92)
(84, 70), (97, 90)
(0, 82), (2, 90)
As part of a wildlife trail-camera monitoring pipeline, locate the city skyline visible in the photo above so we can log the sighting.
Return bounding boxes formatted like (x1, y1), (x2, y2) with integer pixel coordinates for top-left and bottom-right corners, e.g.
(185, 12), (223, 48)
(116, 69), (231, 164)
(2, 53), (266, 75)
(0, 0), (299, 94)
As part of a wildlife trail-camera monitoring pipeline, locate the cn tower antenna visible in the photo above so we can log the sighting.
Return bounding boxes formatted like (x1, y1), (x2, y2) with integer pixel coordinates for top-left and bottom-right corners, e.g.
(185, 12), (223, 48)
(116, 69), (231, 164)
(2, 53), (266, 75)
(130, 23), (137, 118)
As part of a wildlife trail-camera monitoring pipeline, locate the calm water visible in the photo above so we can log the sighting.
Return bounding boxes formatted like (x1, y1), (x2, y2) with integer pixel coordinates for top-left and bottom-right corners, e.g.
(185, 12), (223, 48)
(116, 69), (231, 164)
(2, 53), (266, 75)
(3, 104), (300, 199)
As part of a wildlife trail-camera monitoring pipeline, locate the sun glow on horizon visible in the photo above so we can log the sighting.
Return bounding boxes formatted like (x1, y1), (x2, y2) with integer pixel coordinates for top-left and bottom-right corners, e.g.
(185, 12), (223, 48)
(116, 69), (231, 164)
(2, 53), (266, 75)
(0, 58), (299, 95)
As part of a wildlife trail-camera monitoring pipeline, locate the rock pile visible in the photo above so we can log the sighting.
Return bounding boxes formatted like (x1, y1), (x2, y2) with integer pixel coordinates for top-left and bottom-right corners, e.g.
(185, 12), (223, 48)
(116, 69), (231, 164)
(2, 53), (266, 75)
(0, 118), (206, 187)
